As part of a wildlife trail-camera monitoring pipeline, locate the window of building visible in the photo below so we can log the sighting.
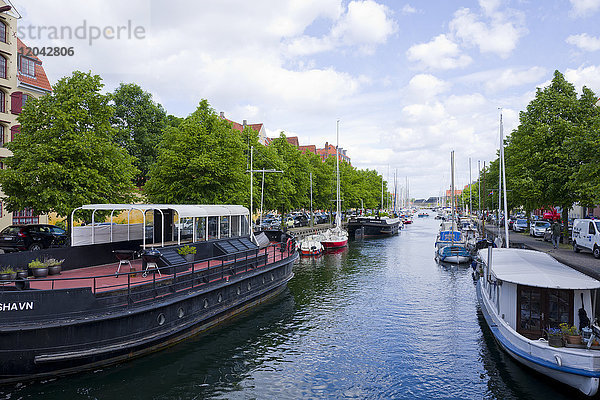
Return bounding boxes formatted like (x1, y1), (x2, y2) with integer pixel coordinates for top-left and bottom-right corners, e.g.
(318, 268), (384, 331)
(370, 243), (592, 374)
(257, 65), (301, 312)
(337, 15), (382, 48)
(19, 56), (35, 77)
(21, 93), (29, 108)
(0, 21), (6, 44)
(0, 56), (6, 79)
(13, 208), (39, 225)
(0, 125), (4, 147)
(0, 90), (4, 113)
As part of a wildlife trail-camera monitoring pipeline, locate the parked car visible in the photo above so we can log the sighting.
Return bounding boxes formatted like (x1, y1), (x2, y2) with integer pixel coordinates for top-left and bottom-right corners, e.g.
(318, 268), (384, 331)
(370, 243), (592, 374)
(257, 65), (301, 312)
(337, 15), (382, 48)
(512, 219), (528, 233)
(0, 224), (68, 252)
(572, 219), (600, 258)
(530, 220), (551, 237)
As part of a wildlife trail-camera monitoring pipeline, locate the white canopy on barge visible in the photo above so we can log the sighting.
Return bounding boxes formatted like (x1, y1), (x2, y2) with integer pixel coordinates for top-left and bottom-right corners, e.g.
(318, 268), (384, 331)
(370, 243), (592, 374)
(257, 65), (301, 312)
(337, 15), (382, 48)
(481, 248), (600, 290)
(71, 204), (250, 248)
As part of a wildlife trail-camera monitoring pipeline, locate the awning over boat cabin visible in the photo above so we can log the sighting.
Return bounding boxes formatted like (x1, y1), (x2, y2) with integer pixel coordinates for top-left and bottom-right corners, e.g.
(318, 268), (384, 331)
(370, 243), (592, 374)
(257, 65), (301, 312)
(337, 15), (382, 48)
(480, 248), (600, 289)
(76, 204), (248, 218)
(70, 204), (250, 248)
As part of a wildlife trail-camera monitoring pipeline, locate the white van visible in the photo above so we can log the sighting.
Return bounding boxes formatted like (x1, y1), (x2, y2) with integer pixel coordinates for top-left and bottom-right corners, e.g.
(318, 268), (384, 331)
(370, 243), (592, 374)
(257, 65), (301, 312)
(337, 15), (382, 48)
(572, 219), (600, 258)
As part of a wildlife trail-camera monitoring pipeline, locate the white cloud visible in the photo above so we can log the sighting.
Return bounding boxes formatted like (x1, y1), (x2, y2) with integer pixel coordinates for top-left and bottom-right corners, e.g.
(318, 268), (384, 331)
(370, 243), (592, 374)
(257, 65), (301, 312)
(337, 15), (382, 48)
(485, 67), (547, 92)
(288, 0), (397, 56)
(401, 4), (417, 14)
(449, 7), (526, 58)
(406, 34), (472, 70)
(401, 102), (447, 124)
(566, 33), (600, 51)
(406, 74), (450, 102)
(569, 0), (600, 17)
(564, 65), (600, 94)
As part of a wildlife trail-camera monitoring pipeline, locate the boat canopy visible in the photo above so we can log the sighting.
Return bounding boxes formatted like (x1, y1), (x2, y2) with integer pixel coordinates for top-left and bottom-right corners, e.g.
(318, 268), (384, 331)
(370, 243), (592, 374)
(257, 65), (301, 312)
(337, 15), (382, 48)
(480, 248), (600, 290)
(70, 204), (250, 248)
(439, 231), (462, 241)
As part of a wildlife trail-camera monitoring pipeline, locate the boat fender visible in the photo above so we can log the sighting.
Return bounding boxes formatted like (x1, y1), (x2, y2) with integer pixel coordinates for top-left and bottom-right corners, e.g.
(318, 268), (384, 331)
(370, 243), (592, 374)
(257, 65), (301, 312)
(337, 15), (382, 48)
(554, 354), (562, 367)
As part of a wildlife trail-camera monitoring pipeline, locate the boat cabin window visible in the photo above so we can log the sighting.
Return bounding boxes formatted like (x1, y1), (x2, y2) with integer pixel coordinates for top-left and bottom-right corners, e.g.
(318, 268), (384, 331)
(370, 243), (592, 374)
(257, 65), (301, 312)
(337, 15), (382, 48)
(208, 216), (218, 240)
(196, 217), (207, 241)
(517, 285), (573, 339)
(231, 215), (241, 236)
(220, 216), (230, 238)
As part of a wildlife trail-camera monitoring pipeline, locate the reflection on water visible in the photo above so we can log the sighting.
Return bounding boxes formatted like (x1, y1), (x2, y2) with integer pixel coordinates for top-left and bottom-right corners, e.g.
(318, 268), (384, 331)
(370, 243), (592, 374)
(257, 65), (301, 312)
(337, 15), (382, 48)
(1, 218), (588, 399)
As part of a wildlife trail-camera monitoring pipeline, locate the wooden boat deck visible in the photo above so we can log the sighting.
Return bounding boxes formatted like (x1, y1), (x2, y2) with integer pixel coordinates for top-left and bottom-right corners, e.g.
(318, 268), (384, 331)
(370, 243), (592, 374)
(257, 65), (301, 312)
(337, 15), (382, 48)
(1, 245), (288, 294)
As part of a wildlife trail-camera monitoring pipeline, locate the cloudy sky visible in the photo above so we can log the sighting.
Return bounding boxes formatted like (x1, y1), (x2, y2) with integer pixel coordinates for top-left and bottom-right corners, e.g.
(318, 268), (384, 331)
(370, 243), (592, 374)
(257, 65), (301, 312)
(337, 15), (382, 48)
(13, 0), (600, 199)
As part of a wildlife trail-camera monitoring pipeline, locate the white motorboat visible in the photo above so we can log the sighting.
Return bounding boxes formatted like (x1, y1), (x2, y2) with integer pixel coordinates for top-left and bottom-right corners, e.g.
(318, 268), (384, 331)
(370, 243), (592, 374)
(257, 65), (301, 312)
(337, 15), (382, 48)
(477, 247), (600, 396)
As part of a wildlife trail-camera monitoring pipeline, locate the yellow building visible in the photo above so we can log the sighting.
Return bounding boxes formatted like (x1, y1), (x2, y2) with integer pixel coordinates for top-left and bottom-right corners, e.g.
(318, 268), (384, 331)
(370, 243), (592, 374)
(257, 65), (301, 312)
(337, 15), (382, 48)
(0, 2), (52, 229)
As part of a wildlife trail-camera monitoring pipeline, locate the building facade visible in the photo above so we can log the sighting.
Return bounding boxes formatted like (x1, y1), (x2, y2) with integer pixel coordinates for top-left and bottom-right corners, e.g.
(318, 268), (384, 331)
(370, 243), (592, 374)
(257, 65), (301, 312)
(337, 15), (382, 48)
(0, 3), (52, 229)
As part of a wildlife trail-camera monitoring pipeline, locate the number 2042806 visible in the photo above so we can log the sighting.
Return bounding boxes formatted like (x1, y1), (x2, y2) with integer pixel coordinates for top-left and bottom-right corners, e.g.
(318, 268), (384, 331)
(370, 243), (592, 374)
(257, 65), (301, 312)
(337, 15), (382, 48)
(19, 46), (74, 57)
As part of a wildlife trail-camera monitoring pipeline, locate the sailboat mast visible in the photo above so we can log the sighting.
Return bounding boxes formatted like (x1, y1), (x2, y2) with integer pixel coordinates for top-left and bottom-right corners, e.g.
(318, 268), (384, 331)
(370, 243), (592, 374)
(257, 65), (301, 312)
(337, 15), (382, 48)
(451, 150), (455, 245)
(500, 111), (509, 248)
(336, 120), (341, 225)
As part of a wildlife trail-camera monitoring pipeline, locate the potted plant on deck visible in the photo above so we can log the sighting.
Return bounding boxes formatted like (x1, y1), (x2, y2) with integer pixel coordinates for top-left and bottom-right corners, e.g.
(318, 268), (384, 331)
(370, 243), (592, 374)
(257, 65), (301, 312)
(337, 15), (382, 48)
(177, 245), (197, 263)
(28, 259), (48, 278)
(44, 258), (64, 275)
(560, 323), (582, 345)
(547, 327), (564, 347)
(0, 267), (16, 281)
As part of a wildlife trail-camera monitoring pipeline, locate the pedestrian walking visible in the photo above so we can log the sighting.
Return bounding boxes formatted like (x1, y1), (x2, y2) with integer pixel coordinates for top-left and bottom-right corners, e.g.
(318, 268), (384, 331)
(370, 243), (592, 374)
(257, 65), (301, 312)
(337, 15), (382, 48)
(551, 220), (561, 249)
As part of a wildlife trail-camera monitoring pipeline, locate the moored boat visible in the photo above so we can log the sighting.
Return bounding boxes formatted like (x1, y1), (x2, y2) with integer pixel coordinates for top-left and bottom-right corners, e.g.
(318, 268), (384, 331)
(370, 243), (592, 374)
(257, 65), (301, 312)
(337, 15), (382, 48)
(299, 235), (323, 256)
(346, 216), (401, 239)
(0, 203), (297, 384)
(476, 247), (600, 396)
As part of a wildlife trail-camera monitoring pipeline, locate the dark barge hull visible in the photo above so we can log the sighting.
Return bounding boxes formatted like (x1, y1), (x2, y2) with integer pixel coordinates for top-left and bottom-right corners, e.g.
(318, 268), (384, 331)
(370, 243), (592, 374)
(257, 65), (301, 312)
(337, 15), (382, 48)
(0, 238), (297, 384)
(347, 218), (401, 238)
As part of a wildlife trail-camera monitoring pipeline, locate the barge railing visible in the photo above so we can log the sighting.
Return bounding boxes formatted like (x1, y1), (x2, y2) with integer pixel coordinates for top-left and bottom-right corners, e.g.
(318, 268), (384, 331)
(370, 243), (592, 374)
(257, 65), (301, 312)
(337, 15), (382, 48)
(0, 242), (296, 315)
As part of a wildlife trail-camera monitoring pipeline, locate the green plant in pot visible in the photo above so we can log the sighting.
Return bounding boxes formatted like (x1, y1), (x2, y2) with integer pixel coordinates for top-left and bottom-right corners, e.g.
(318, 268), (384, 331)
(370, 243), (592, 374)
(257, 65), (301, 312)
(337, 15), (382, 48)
(560, 323), (582, 345)
(44, 258), (64, 275)
(177, 245), (197, 263)
(547, 327), (563, 347)
(28, 259), (48, 278)
(0, 267), (16, 281)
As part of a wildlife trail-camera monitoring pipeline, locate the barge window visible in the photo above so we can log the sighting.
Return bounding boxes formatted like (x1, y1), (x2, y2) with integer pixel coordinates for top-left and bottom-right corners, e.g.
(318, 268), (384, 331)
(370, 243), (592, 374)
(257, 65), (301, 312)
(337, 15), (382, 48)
(517, 285), (573, 339)
(220, 216), (230, 238)
(180, 217), (193, 241)
(241, 215), (249, 236)
(208, 216), (218, 240)
(547, 290), (570, 326)
(196, 217), (207, 241)
(231, 216), (241, 236)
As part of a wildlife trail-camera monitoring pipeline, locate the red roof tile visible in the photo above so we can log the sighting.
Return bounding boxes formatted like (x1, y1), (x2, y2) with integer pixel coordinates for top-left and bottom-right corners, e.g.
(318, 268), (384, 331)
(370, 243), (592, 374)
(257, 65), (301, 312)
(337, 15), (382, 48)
(16, 38), (52, 92)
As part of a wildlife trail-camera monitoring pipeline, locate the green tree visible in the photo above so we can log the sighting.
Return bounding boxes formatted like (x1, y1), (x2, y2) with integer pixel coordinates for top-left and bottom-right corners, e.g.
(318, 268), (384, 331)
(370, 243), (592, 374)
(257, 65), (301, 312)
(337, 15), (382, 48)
(111, 83), (167, 186)
(144, 100), (248, 204)
(506, 70), (589, 225)
(0, 71), (138, 220)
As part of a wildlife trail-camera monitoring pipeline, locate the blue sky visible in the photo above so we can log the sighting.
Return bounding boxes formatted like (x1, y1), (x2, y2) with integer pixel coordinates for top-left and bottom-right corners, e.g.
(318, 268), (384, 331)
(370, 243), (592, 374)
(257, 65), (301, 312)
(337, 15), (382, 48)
(15, 0), (600, 199)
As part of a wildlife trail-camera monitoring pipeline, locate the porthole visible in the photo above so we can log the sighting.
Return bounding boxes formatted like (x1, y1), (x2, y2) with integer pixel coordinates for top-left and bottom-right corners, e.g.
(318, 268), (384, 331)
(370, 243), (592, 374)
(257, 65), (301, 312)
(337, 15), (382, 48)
(270, 273), (274, 281)
(203, 298), (209, 309)
(157, 313), (165, 326)
(247, 282), (251, 291)
(262, 276), (266, 284)
(177, 307), (184, 318)
(236, 286), (241, 295)
(218, 293), (223, 303)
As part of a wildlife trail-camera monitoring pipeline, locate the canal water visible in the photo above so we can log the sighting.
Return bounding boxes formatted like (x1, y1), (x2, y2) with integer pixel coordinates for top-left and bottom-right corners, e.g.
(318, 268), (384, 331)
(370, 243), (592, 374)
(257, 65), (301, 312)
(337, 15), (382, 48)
(1, 218), (587, 399)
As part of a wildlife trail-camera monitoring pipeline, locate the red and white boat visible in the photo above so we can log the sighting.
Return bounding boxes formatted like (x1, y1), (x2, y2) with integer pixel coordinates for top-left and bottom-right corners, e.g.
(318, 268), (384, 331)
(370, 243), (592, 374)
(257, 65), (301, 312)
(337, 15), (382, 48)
(299, 235), (324, 256)
(320, 226), (348, 249)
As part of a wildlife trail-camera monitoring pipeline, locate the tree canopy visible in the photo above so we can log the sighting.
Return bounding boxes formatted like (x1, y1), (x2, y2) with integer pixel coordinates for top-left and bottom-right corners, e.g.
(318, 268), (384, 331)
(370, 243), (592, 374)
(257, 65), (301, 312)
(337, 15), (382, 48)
(0, 71), (138, 218)
(111, 83), (167, 187)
